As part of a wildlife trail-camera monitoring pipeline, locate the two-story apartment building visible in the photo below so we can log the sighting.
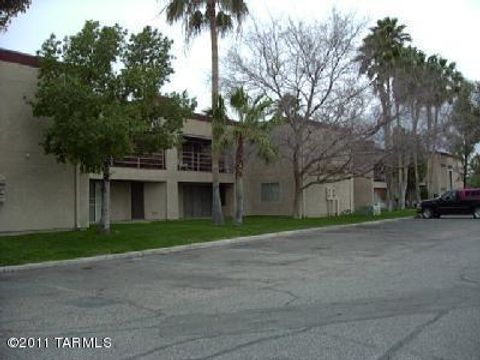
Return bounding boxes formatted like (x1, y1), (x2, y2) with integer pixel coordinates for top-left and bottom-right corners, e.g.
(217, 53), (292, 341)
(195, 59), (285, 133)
(1, 48), (378, 234)
(0, 48), (236, 233)
(88, 117), (235, 224)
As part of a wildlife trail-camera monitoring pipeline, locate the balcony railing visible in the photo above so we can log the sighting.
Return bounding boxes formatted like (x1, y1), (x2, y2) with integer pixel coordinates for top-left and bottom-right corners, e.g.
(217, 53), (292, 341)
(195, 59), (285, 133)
(178, 150), (211, 172)
(113, 152), (165, 170)
(178, 150), (232, 173)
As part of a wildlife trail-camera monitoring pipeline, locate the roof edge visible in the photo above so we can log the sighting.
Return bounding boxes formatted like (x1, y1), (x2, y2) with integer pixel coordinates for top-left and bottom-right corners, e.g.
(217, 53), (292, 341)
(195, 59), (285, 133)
(0, 48), (234, 124)
(0, 48), (39, 67)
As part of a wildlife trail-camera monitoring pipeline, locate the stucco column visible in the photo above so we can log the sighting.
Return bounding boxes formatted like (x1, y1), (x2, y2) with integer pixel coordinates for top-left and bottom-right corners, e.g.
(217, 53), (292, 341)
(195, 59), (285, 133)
(165, 147), (180, 220)
(166, 181), (179, 220)
(165, 147), (178, 171)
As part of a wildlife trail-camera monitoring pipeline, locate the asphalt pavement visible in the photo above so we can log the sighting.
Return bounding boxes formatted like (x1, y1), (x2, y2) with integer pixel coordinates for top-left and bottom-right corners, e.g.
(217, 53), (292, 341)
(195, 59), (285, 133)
(1, 217), (479, 359)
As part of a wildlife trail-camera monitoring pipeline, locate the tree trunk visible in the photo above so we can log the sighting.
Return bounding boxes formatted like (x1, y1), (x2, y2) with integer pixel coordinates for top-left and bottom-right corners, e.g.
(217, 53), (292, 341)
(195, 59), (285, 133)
(381, 81), (394, 211)
(412, 103), (421, 204)
(292, 148), (303, 219)
(430, 105), (440, 196)
(208, 0), (224, 225)
(234, 134), (244, 226)
(293, 177), (303, 219)
(425, 105), (433, 198)
(413, 150), (421, 203)
(463, 144), (469, 188)
(101, 160), (111, 233)
(399, 165), (409, 209)
(395, 101), (403, 209)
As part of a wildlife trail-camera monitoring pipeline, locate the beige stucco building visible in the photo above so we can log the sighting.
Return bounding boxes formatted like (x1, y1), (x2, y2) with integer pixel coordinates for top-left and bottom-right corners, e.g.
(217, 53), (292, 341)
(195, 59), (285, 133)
(427, 151), (464, 196)
(373, 151), (464, 208)
(0, 48), (377, 234)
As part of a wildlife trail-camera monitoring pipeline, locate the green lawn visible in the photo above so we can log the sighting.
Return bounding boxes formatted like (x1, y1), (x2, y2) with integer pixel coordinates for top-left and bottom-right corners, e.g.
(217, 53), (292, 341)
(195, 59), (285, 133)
(0, 209), (416, 266)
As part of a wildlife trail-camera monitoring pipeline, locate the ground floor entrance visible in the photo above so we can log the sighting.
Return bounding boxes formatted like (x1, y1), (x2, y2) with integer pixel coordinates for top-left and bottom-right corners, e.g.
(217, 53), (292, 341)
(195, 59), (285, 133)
(179, 182), (233, 219)
(89, 180), (150, 223)
(181, 183), (212, 218)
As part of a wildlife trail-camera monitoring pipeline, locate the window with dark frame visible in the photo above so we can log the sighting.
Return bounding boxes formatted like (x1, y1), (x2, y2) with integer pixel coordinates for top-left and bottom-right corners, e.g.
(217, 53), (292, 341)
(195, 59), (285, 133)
(261, 183), (280, 202)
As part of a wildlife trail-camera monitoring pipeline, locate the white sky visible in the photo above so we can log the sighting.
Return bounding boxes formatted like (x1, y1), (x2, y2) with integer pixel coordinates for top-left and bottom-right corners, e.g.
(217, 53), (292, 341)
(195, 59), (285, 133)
(1, 0), (479, 112)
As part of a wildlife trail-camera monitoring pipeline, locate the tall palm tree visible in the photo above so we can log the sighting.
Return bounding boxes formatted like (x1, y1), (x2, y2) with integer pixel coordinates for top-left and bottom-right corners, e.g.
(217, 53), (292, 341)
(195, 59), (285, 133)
(423, 55), (463, 196)
(228, 87), (277, 225)
(390, 46), (429, 206)
(357, 17), (411, 210)
(164, 0), (249, 225)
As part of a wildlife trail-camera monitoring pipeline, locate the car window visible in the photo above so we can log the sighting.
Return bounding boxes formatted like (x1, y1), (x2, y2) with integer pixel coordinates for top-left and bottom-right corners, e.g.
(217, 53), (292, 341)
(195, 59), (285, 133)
(440, 191), (456, 201)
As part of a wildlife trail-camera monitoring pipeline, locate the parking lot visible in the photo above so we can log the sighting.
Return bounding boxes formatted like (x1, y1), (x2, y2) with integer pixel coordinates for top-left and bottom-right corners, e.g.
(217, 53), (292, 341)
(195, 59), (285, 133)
(1, 217), (479, 359)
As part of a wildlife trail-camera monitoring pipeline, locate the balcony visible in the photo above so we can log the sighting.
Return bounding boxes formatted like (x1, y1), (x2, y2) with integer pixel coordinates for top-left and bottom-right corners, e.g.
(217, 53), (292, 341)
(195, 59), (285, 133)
(113, 152), (165, 170)
(178, 136), (232, 173)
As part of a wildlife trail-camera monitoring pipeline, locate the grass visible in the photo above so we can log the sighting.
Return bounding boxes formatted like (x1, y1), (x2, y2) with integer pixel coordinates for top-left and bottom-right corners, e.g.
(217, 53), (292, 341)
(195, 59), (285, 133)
(0, 209), (416, 266)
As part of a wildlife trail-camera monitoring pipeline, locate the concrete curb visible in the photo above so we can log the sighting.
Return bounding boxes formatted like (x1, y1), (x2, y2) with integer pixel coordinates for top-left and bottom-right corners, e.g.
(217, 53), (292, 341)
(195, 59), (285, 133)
(0, 216), (413, 273)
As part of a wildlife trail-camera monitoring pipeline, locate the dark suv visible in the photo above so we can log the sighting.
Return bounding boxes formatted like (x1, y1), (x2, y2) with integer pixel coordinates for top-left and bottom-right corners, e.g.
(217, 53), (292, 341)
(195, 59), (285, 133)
(418, 189), (480, 219)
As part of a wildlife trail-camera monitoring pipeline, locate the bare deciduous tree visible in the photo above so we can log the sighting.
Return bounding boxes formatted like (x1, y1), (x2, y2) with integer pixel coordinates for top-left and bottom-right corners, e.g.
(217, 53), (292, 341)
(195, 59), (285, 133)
(225, 11), (380, 218)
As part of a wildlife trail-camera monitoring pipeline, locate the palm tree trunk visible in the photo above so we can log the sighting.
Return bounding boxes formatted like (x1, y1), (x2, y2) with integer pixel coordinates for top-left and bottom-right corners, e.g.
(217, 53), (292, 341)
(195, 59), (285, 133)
(431, 105), (440, 194)
(208, 0), (224, 225)
(234, 134), (244, 225)
(426, 105), (433, 198)
(412, 103), (421, 204)
(395, 101), (403, 209)
(381, 81), (394, 211)
(101, 159), (111, 233)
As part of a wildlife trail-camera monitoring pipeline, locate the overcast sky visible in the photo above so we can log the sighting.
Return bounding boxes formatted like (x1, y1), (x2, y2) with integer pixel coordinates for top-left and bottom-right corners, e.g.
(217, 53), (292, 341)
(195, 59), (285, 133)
(1, 0), (479, 112)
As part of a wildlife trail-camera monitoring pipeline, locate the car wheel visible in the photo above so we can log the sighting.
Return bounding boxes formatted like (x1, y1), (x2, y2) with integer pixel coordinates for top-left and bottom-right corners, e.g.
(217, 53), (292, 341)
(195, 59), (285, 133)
(422, 208), (433, 219)
(474, 207), (480, 219)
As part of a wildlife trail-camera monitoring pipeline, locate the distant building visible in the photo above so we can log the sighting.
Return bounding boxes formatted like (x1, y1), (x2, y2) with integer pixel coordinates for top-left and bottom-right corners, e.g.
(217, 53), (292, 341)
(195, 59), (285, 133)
(372, 151), (464, 208)
(426, 151), (464, 197)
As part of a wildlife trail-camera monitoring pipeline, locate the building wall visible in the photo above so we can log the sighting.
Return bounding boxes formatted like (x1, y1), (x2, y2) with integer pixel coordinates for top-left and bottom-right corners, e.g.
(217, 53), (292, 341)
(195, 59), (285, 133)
(110, 181), (131, 221)
(144, 182), (167, 220)
(244, 157), (295, 216)
(0, 60), (89, 233)
(304, 179), (354, 217)
(429, 153), (464, 196)
(243, 153), (364, 217)
(354, 175), (374, 210)
(222, 184), (234, 218)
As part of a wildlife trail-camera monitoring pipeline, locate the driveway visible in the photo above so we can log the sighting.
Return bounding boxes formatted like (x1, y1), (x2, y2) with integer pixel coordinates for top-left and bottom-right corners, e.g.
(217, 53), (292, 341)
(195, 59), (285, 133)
(1, 218), (479, 359)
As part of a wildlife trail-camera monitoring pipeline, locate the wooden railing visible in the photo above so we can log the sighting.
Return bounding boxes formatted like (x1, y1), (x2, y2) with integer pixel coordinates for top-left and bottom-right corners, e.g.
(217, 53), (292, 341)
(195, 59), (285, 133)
(113, 152), (165, 170)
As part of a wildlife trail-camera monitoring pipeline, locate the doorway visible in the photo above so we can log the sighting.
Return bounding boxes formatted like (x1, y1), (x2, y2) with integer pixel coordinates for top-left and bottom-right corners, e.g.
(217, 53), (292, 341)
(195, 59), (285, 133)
(131, 182), (145, 220)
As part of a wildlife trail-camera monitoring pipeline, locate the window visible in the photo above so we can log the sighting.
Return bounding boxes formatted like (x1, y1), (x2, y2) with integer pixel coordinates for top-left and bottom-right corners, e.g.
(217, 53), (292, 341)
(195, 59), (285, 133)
(466, 190), (480, 198)
(440, 191), (456, 201)
(220, 184), (226, 206)
(261, 183), (280, 202)
(89, 180), (102, 224)
(448, 170), (453, 190)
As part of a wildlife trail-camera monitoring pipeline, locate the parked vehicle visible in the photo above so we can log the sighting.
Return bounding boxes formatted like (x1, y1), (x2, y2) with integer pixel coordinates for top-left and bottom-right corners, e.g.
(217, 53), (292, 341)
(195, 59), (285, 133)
(418, 189), (480, 219)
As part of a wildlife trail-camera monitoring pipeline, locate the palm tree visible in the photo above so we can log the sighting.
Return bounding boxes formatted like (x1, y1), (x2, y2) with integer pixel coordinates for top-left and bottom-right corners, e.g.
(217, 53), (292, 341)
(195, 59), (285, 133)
(357, 17), (411, 210)
(451, 81), (479, 188)
(423, 55), (463, 196)
(164, 0), (249, 225)
(228, 87), (277, 225)
(391, 46), (427, 207)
